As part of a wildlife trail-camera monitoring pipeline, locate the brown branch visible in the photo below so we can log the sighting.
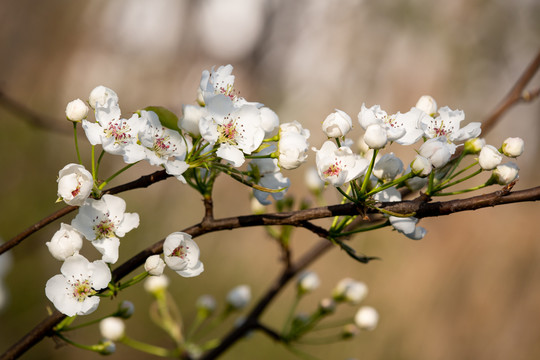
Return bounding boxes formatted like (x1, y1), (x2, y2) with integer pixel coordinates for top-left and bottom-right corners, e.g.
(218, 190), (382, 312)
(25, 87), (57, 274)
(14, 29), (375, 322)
(481, 48), (540, 134)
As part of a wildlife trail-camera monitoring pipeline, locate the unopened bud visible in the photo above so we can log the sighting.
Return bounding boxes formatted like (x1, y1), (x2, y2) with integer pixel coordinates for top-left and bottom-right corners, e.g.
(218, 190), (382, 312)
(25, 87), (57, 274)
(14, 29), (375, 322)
(65, 99), (89, 122)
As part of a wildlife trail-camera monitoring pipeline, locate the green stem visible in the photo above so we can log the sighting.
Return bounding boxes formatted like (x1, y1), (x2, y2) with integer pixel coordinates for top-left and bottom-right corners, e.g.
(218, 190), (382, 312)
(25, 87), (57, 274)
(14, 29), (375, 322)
(91, 145), (97, 182)
(364, 172), (415, 199)
(331, 220), (390, 237)
(360, 150), (379, 194)
(282, 294), (302, 336)
(433, 182), (490, 196)
(98, 162), (138, 190)
(434, 168), (483, 193)
(95, 150), (106, 177)
(54, 332), (109, 353)
(117, 271), (149, 291)
(437, 160), (479, 188)
(73, 122), (82, 164)
(121, 335), (181, 357)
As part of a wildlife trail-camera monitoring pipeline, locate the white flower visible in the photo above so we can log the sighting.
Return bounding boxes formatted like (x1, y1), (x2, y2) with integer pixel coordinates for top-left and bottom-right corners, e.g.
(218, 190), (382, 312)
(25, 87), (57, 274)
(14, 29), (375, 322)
(260, 107), (280, 135)
(163, 232), (204, 278)
(354, 306), (379, 331)
(198, 65), (238, 105)
(144, 255), (166, 276)
(492, 162), (519, 185)
(200, 95), (265, 167)
(422, 106), (481, 142)
(363, 124), (387, 149)
(405, 175), (429, 191)
(501, 137), (524, 158)
(45, 254), (111, 316)
(57, 163), (93, 206)
(419, 137), (455, 168)
(249, 145), (290, 205)
(179, 104), (207, 136)
(333, 278), (368, 304)
(415, 95), (438, 116)
(278, 121), (310, 170)
(46, 223), (84, 261)
(389, 216), (427, 240)
(372, 153), (404, 181)
(322, 109), (352, 138)
(89, 86), (119, 109)
(226, 285), (251, 310)
(315, 141), (369, 187)
(71, 194), (140, 264)
(297, 271), (320, 294)
(410, 155), (432, 177)
(100, 317), (125, 341)
(478, 145), (502, 170)
(144, 275), (169, 294)
(137, 110), (191, 182)
(82, 97), (146, 162)
(358, 104), (426, 146)
(65, 99), (89, 122)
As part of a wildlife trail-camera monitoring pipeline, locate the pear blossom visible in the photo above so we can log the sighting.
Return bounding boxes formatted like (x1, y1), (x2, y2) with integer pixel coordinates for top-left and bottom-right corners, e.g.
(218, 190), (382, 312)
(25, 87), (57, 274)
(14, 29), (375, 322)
(415, 95), (437, 116)
(179, 104), (207, 136)
(315, 141), (369, 187)
(57, 163), (93, 206)
(82, 97), (146, 163)
(65, 99), (89, 122)
(45, 254), (111, 316)
(501, 137), (524, 158)
(196, 295), (217, 315)
(100, 317), (125, 341)
(492, 162), (519, 185)
(419, 136), (455, 168)
(410, 155), (432, 177)
(249, 146), (290, 205)
(319, 298), (336, 314)
(259, 107), (280, 135)
(354, 306), (379, 331)
(478, 145), (502, 170)
(422, 106), (481, 142)
(136, 110), (191, 182)
(198, 64), (238, 105)
(278, 121), (310, 170)
(322, 109), (352, 138)
(373, 188), (426, 240)
(200, 95), (264, 167)
(297, 271), (320, 294)
(88, 86), (119, 109)
(71, 194), (139, 264)
(332, 278), (368, 304)
(46, 223), (84, 261)
(163, 232), (204, 277)
(372, 153), (404, 181)
(358, 104), (426, 146)
(226, 285), (251, 310)
(144, 255), (166, 276)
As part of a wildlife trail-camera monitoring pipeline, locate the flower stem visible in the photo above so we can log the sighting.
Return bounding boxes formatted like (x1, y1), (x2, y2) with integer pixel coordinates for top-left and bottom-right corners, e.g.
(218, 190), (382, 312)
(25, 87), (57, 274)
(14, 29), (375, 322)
(360, 149), (379, 194)
(120, 335), (181, 357)
(282, 293), (302, 336)
(72, 122), (82, 165)
(98, 162), (139, 190)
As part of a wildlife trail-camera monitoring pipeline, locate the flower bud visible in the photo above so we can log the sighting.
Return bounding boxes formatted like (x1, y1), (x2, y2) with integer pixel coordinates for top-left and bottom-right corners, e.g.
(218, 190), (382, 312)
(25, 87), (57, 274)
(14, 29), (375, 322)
(65, 99), (89, 122)
(297, 271), (320, 294)
(342, 324), (360, 339)
(57, 163), (93, 206)
(99, 317), (125, 341)
(143, 275), (169, 295)
(319, 298), (336, 314)
(97, 340), (116, 355)
(419, 137), (452, 168)
(332, 278), (368, 304)
(363, 124), (387, 149)
(373, 153), (404, 181)
(250, 197), (266, 215)
(501, 137), (524, 158)
(278, 121), (310, 170)
(89, 86), (118, 109)
(116, 300), (135, 319)
(478, 145), (502, 170)
(226, 285), (251, 310)
(196, 295), (217, 316)
(144, 255), (165, 276)
(492, 162), (519, 185)
(354, 306), (379, 331)
(410, 155), (432, 177)
(46, 224), (84, 261)
(260, 107), (279, 134)
(322, 109), (352, 138)
(415, 95), (437, 116)
(463, 137), (485, 155)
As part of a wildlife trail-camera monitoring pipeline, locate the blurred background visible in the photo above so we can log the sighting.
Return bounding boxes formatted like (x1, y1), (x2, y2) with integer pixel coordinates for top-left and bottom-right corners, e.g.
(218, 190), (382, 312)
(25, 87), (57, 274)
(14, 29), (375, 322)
(1, 0), (540, 359)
